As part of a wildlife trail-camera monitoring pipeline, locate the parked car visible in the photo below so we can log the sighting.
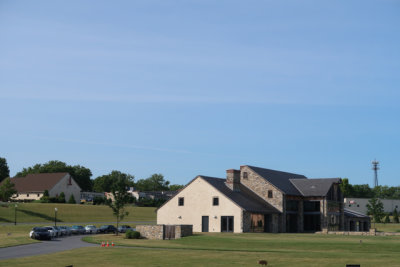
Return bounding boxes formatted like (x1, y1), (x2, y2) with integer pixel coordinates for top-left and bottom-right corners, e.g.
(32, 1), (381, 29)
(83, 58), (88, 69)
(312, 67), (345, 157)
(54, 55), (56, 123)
(85, 225), (98, 234)
(44, 226), (59, 238)
(70, 225), (86, 235)
(59, 226), (71, 236)
(30, 227), (52, 240)
(54, 226), (64, 236)
(98, 225), (117, 234)
(118, 225), (132, 233)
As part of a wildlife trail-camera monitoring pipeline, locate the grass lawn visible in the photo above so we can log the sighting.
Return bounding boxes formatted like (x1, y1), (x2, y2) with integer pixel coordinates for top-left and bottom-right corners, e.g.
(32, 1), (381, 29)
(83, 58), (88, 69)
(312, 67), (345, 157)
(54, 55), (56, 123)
(0, 203), (156, 223)
(0, 225), (39, 248)
(375, 223), (400, 232)
(2, 233), (400, 266)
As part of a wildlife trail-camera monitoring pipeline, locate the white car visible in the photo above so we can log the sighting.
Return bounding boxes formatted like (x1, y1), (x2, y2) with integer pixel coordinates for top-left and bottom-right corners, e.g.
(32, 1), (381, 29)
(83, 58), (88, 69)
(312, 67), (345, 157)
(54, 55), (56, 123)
(44, 226), (58, 238)
(85, 225), (98, 234)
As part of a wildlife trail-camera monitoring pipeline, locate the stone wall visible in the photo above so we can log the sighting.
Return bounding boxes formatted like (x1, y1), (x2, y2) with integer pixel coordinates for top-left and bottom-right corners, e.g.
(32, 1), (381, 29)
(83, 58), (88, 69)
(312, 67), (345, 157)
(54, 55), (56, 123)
(136, 224), (193, 240)
(242, 211), (252, 232)
(239, 166), (284, 212)
(136, 225), (164, 240)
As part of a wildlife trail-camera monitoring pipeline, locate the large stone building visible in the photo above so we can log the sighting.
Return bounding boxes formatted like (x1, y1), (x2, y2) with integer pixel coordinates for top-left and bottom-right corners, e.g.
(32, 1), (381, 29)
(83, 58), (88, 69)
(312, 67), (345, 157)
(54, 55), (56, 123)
(157, 165), (369, 233)
(9, 172), (81, 203)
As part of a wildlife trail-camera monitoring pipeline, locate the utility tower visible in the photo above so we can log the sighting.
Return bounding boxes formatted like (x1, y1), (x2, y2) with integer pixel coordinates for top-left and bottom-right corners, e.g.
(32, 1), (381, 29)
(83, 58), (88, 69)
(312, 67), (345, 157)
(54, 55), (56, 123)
(372, 159), (379, 187)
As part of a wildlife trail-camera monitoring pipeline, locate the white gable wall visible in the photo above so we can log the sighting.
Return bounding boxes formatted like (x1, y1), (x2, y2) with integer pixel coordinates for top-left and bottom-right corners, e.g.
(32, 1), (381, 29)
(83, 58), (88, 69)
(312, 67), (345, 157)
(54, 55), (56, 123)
(157, 177), (244, 233)
(49, 174), (81, 203)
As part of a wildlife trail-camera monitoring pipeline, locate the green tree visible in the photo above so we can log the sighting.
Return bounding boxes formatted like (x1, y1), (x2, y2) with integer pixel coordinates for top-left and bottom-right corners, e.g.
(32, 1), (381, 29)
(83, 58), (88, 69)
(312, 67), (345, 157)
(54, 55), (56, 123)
(0, 157), (10, 183)
(384, 213), (391, 224)
(106, 171), (134, 235)
(0, 178), (17, 201)
(135, 174), (170, 191)
(393, 208), (399, 223)
(352, 184), (374, 198)
(366, 197), (384, 224)
(58, 192), (66, 203)
(93, 171), (134, 192)
(68, 194), (76, 204)
(339, 178), (353, 197)
(169, 184), (184, 191)
(15, 160), (93, 191)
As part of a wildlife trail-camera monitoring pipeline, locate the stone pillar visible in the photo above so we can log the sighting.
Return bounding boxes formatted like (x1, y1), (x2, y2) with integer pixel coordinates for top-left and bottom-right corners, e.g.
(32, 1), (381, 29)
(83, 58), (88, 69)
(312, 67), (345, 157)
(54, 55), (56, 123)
(298, 200), (304, 233)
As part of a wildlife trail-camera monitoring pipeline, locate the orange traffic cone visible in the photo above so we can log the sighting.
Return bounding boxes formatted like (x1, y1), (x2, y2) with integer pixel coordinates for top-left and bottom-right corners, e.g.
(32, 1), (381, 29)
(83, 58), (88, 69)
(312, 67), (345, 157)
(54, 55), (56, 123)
(106, 241), (109, 247)
(112, 241), (115, 247)
(101, 241), (105, 247)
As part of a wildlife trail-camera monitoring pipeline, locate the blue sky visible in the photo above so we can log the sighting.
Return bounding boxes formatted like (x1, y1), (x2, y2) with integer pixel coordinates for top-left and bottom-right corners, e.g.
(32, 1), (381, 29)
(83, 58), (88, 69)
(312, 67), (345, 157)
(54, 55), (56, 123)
(1, 0), (399, 186)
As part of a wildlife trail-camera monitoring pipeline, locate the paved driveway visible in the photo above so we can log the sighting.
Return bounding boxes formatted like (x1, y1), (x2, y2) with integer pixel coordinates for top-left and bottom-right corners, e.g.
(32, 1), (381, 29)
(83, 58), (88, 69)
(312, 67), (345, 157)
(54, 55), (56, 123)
(0, 235), (97, 260)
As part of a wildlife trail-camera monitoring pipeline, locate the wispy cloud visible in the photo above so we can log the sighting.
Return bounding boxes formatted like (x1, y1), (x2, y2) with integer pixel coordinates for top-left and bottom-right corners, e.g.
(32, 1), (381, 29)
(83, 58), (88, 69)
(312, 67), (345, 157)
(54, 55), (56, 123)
(30, 135), (193, 154)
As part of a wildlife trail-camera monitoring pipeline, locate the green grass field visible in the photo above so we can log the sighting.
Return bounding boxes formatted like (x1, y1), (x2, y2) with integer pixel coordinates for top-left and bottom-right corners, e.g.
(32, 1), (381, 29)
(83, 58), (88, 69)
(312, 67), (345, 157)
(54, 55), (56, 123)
(0, 203), (156, 223)
(2, 233), (400, 266)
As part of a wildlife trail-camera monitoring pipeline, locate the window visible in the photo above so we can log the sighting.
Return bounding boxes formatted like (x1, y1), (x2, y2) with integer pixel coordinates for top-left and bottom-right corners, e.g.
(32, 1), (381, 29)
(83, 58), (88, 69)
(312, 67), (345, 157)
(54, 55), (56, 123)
(349, 204), (352, 207)
(37, 194), (40, 197)
(178, 197), (184, 206)
(268, 190), (273, 198)
(357, 204), (359, 207)
(68, 177), (72, 185)
(243, 172), (248, 179)
(213, 197), (219, 206)
(27, 194), (29, 197)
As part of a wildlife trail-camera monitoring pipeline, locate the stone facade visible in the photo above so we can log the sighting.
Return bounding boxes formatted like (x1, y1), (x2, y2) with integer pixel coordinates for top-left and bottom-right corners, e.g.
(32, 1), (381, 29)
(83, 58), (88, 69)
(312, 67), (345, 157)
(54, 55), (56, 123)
(240, 166), (285, 232)
(136, 224), (193, 240)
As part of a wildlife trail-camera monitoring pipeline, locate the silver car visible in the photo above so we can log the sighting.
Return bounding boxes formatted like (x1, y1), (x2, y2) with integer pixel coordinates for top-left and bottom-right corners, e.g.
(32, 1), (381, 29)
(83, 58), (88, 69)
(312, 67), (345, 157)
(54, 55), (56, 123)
(85, 225), (98, 234)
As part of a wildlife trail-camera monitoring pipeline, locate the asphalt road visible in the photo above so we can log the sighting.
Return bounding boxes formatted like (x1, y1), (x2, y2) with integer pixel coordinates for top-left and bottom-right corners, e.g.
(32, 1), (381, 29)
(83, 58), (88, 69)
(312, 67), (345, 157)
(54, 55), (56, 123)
(0, 235), (97, 260)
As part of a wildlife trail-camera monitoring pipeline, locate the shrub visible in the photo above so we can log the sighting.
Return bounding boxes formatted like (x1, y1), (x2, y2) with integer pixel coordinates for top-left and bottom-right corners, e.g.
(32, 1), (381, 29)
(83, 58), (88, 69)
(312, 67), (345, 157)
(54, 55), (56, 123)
(68, 194), (76, 204)
(125, 230), (140, 239)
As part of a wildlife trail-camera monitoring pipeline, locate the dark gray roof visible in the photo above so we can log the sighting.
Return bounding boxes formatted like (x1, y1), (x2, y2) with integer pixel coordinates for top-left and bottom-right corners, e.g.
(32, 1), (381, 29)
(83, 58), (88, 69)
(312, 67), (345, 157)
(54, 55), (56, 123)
(290, 178), (341, 197)
(246, 166), (306, 196)
(344, 208), (370, 218)
(200, 176), (280, 214)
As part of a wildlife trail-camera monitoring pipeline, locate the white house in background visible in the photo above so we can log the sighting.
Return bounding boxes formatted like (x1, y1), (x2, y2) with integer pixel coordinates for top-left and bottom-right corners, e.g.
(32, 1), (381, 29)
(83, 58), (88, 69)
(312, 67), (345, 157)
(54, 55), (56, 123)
(9, 173), (81, 203)
(344, 198), (400, 215)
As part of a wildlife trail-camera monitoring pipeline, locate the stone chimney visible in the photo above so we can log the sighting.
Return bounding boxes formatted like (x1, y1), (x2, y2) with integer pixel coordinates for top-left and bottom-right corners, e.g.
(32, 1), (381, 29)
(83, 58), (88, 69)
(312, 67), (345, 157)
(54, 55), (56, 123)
(226, 169), (241, 192)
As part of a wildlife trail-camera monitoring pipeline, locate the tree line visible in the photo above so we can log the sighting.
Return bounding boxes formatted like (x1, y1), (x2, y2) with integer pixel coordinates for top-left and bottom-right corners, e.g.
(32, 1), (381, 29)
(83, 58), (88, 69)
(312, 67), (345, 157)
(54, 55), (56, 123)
(340, 178), (400, 199)
(0, 158), (183, 194)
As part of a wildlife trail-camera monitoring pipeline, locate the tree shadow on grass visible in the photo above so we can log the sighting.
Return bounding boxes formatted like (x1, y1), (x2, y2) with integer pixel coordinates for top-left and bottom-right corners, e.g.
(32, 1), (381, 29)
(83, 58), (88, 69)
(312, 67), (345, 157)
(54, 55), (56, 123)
(0, 217), (12, 223)
(18, 209), (63, 222)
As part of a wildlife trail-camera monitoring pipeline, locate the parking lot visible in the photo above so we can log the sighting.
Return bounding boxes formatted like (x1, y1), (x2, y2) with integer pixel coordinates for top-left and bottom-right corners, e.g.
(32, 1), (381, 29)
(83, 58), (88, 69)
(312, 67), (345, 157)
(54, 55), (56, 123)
(0, 235), (97, 260)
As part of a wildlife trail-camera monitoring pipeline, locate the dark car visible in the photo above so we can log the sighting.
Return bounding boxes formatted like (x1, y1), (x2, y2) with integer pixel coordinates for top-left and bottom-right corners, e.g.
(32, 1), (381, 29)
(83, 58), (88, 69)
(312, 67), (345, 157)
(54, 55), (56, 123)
(117, 225), (132, 233)
(31, 227), (52, 240)
(70, 225), (86, 235)
(98, 225), (117, 234)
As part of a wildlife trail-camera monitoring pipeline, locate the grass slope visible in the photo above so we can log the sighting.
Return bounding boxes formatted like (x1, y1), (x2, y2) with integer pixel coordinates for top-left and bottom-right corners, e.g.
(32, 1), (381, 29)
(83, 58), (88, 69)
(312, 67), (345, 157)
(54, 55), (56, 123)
(0, 203), (156, 223)
(2, 233), (400, 266)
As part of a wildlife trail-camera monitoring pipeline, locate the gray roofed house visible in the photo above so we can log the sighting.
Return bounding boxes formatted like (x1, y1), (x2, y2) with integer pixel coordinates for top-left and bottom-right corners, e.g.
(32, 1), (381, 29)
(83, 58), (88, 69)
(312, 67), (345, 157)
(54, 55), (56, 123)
(201, 176), (280, 214)
(290, 178), (341, 197)
(157, 165), (370, 233)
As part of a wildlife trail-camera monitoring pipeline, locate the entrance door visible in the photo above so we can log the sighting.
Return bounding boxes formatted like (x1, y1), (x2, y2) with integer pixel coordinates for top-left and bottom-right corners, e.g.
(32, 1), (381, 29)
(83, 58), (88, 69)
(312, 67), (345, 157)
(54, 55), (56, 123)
(202, 216), (209, 232)
(221, 216), (234, 232)
(264, 214), (272, 232)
